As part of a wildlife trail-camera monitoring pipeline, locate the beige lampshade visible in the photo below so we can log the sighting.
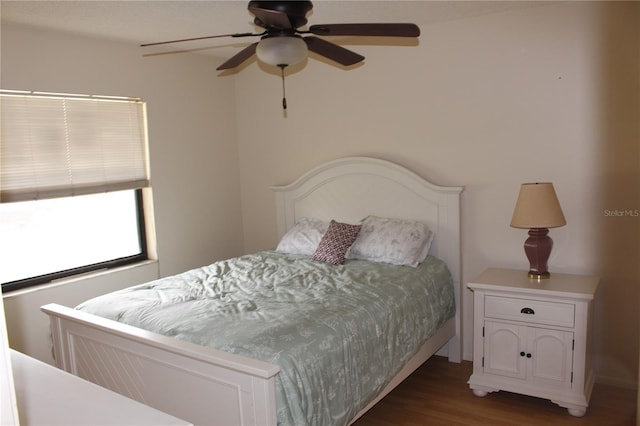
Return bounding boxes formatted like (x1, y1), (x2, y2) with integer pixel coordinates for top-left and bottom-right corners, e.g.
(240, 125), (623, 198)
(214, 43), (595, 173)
(510, 182), (567, 229)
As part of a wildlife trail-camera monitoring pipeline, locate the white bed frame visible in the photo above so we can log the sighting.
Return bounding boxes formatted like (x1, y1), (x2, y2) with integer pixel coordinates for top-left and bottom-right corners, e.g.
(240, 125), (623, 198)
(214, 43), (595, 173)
(41, 156), (463, 426)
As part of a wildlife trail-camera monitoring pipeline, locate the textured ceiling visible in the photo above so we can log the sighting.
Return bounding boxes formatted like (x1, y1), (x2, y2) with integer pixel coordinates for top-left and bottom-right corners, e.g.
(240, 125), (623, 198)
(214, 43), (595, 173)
(1, 1), (542, 58)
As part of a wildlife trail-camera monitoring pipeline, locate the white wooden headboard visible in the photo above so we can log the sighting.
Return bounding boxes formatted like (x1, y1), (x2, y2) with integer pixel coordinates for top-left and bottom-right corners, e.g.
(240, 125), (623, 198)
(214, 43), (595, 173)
(272, 156), (463, 361)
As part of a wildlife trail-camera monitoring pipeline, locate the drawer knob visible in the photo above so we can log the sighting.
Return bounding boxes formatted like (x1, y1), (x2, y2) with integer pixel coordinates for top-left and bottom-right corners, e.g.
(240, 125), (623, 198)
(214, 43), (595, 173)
(520, 307), (535, 315)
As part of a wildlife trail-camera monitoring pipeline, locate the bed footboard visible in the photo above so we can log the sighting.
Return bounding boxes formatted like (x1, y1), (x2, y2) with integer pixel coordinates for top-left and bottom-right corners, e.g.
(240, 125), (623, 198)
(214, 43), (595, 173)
(41, 303), (280, 426)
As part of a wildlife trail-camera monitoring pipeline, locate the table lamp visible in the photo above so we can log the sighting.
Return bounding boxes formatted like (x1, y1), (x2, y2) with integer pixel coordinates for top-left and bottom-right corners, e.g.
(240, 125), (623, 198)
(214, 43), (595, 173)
(510, 182), (566, 279)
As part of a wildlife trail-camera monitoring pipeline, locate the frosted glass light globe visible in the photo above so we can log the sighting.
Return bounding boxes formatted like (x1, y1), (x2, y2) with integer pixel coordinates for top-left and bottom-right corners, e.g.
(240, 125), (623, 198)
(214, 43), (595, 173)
(256, 36), (308, 67)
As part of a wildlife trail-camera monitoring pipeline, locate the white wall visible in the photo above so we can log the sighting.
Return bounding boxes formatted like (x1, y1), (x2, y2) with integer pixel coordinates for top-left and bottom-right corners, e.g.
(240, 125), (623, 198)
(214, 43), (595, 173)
(234, 2), (640, 387)
(1, 23), (244, 364)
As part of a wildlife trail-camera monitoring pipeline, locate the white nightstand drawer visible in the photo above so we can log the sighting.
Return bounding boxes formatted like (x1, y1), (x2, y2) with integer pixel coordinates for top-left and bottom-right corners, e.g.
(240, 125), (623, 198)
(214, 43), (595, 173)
(485, 295), (575, 327)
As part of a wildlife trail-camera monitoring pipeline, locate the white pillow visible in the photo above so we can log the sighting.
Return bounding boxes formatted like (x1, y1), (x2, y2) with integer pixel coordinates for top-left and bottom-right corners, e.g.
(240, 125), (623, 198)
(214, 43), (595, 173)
(275, 217), (329, 256)
(348, 215), (433, 267)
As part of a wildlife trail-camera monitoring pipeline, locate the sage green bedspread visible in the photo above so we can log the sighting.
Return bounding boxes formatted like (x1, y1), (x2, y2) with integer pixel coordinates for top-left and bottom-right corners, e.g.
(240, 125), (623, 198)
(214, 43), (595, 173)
(77, 251), (455, 426)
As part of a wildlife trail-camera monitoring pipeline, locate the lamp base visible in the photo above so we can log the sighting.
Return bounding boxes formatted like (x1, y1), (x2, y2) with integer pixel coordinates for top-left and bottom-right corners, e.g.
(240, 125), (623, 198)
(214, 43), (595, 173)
(528, 270), (551, 280)
(524, 228), (553, 280)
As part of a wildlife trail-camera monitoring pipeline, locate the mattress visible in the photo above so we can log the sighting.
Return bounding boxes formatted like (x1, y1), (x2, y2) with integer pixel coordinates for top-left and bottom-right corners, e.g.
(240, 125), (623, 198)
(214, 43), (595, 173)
(77, 251), (455, 426)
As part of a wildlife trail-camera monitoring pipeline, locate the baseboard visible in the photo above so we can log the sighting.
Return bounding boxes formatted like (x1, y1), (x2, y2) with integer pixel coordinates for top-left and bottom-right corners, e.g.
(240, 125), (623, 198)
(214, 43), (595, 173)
(596, 374), (638, 390)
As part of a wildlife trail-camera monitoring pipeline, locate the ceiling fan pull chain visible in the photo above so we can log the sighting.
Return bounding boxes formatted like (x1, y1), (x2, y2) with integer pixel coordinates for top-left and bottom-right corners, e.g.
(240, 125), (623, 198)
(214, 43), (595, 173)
(279, 65), (287, 110)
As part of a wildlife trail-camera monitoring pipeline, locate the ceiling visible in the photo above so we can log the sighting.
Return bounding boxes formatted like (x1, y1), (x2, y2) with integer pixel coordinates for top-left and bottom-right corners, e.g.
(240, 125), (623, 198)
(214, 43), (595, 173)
(1, 1), (541, 59)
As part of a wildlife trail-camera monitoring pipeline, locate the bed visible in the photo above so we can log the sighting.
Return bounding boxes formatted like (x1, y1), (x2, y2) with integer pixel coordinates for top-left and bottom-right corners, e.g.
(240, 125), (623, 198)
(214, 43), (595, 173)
(41, 156), (463, 426)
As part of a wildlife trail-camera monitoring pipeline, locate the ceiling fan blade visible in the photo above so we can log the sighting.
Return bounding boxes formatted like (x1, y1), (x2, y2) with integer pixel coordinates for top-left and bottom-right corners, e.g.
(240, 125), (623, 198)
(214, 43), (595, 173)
(216, 42), (258, 70)
(141, 32), (259, 47)
(304, 36), (364, 66)
(249, 6), (293, 29)
(309, 23), (420, 37)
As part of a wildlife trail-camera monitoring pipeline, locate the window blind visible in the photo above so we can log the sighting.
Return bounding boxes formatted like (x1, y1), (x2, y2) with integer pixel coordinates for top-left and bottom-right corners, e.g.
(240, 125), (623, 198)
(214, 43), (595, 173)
(0, 90), (150, 202)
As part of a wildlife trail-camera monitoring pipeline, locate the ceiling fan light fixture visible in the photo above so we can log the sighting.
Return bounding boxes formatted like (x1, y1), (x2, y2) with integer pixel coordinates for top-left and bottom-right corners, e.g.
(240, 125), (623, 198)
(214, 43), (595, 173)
(256, 35), (308, 67)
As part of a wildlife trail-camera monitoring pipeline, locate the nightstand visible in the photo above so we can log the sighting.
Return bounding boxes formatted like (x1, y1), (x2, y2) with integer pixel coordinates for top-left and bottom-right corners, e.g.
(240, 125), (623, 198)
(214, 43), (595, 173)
(467, 268), (599, 417)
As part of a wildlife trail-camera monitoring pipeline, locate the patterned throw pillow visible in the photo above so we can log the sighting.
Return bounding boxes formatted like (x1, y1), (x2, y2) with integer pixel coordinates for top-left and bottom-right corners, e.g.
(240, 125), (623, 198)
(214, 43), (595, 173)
(312, 220), (361, 265)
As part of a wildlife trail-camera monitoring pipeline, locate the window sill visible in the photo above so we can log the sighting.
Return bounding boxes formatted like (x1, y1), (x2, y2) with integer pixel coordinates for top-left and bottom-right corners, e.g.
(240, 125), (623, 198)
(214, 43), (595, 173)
(2, 259), (159, 299)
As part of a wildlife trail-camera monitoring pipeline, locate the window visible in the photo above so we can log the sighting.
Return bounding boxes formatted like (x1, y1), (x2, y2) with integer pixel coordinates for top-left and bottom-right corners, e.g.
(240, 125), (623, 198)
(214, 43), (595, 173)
(0, 190), (147, 291)
(0, 90), (151, 291)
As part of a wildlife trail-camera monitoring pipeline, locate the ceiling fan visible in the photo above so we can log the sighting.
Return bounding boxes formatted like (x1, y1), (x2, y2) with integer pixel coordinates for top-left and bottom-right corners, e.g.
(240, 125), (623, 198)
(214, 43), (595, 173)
(141, 1), (421, 108)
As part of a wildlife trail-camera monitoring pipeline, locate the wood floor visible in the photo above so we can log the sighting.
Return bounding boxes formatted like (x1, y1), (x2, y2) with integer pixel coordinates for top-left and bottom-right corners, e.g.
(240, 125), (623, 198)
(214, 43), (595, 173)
(353, 356), (637, 426)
